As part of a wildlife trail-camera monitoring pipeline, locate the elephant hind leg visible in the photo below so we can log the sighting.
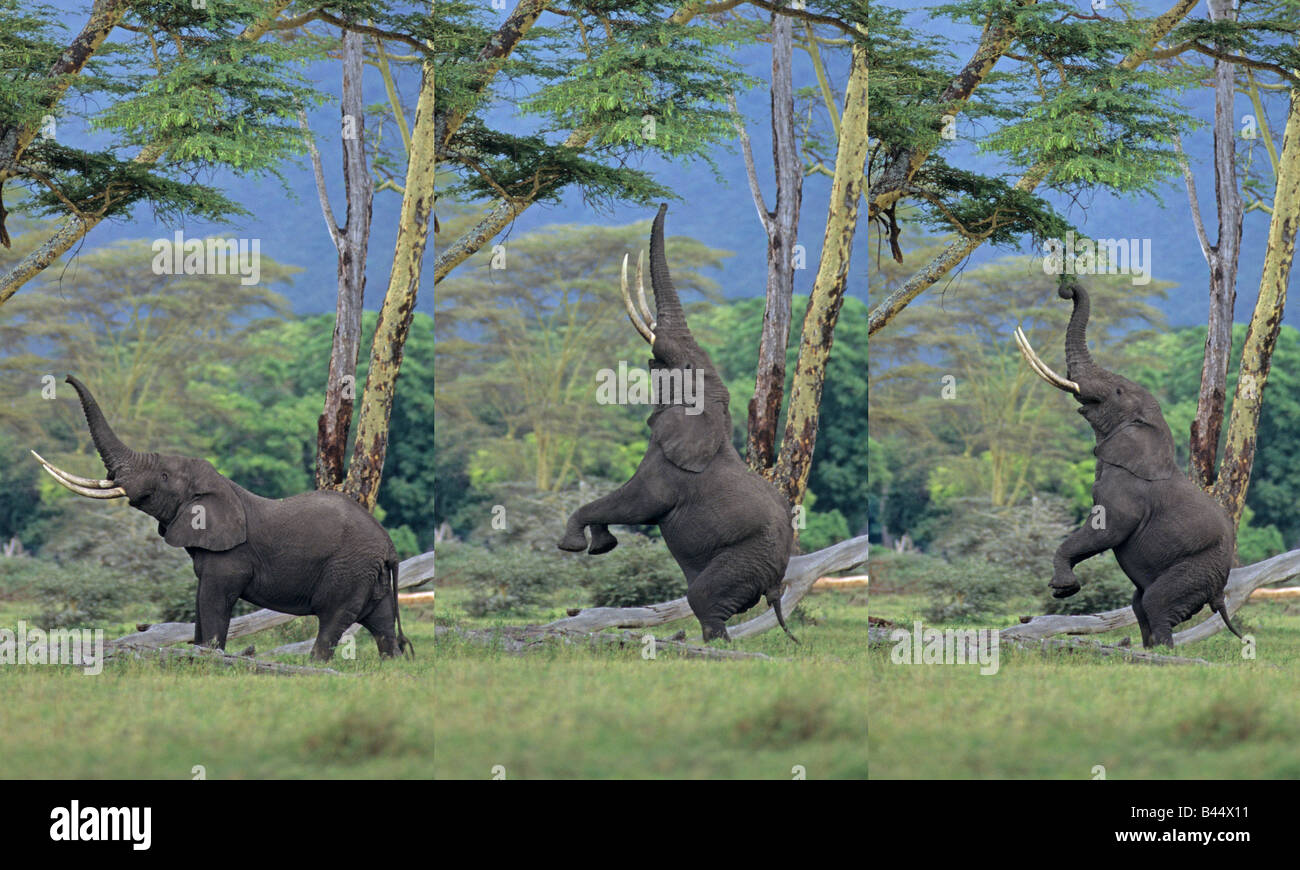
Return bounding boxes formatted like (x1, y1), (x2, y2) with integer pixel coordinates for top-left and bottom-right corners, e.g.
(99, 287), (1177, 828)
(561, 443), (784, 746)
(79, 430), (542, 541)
(687, 559), (767, 643)
(1131, 588), (1152, 648)
(358, 596), (402, 658)
(1138, 564), (1210, 648)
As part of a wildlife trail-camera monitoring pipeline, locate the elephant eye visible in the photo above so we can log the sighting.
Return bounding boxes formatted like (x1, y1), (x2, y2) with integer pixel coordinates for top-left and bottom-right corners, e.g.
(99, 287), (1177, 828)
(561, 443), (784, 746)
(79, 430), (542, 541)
(1116, 387), (1122, 395)
(160, 472), (168, 481)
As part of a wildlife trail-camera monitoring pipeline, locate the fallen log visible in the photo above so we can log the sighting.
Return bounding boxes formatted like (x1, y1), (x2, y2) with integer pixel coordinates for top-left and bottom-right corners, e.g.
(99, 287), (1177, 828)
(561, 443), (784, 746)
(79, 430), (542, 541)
(813, 574), (868, 589)
(435, 624), (775, 661)
(1250, 585), (1300, 600)
(867, 624), (1209, 666)
(108, 641), (344, 675)
(543, 534), (869, 638)
(1002, 548), (1300, 646)
(107, 549), (435, 650)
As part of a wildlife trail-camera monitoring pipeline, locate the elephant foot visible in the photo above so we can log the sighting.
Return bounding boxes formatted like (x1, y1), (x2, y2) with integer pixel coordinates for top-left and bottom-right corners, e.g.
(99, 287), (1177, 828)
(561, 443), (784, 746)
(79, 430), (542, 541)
(588, 527), (618, 555)
(1050, 571), (1080, 598)
(557, 530), (588, 552)
(700, 622), (731, 643)
(1051, 582), (1081, 599)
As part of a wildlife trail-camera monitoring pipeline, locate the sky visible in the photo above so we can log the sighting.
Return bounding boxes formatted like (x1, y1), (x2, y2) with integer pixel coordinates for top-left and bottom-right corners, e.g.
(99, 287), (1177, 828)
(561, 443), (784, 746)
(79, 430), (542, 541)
(881, 0), (1297, 329)
(29, 3), (865, 318)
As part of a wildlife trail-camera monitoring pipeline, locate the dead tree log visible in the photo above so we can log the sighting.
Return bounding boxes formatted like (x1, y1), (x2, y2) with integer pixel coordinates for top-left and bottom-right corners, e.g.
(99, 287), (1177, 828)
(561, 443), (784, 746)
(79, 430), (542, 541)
(108, 641), (344, 675)
(867, 625), (1210, 666)
(1002, 548), (1300, 646)
(543, 534), (869, 637)
(435, 624), (775, 661)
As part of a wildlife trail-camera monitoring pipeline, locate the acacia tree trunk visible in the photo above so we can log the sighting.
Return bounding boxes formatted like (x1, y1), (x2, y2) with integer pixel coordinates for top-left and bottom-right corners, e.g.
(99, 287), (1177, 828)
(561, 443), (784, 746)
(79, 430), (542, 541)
(773, 34), (867, 511)
(1188, 0), (1244, 489)
(344, 56), (435, 510)
(1212, 86), (1300, 528)
(314, 29), (374, 490)
(744, 12), (802, 474)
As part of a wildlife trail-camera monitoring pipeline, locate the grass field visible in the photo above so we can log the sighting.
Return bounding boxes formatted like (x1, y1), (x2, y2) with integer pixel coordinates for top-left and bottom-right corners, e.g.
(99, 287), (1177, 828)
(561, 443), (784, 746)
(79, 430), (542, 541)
(0, 571), (866, 779)
(433, 581), (868, 779)
(870, 587), (1300, 779)
(0, 595), (439, 779)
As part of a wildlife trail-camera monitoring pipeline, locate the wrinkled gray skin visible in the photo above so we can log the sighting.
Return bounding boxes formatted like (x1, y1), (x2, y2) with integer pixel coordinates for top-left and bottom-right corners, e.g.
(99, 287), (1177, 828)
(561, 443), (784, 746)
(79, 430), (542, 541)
(558, 205), (797, 643)
(1030, 284), (1242, 648)
(56, 376), (412, 661)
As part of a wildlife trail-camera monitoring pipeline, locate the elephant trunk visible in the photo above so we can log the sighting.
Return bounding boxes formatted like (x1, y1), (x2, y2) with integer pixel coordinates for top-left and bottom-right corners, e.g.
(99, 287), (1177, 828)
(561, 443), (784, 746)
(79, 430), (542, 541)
(649, 203), (690, 337)
(1060, 282), (1099, 379)
(66, 375), (141, 479)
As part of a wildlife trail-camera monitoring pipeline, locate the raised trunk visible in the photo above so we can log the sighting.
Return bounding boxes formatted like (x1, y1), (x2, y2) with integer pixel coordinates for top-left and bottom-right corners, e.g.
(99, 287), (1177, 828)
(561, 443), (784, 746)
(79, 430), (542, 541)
(649, 204), (688, 334)
(65, 375), (138, 477)
(1061, 283), (1098, 378)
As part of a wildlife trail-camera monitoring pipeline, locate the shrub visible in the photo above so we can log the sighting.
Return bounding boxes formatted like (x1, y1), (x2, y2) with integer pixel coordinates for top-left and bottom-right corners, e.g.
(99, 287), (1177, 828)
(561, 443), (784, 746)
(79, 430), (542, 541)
(921, 556), (1030, 622)
(581, 536), (685, 607)
(437, 543), (568, 616)
(1041, 556), (1135, 615)
(34, 502), (200, 625)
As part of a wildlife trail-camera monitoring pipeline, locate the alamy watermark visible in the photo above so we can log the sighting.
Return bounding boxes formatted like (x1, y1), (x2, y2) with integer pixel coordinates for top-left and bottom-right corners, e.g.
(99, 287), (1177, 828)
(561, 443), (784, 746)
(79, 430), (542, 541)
(1042, 230), (1152, 286)
(0, 621), (104, 675)
(151, 231), (261, 285)
(595, 361), (706, 415)
(889, 621), (1000, 675)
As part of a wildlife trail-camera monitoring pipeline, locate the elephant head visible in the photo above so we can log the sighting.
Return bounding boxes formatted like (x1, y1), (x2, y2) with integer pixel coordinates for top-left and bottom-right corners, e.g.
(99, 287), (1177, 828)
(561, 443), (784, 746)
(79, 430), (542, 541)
(1015, 283), (1179, 480)
(621, 204), (733, 472)
(34, 375), (248, 550)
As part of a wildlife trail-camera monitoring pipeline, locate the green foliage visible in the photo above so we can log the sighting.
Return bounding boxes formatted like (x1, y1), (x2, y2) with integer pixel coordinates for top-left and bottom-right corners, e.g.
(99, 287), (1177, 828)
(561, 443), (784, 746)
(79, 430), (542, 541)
(435, 1), (764, 208)
(0, 0), (329, 229)
(437, 543), (565, 618)
(25, 503), (207, 626)
(581, 536), (686, 608)
(1237, 507), (1286, 567)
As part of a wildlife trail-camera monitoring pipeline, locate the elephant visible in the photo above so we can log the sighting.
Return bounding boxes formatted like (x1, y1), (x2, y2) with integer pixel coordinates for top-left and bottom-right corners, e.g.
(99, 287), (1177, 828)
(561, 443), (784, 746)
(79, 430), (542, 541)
(1014, 282), (1243, 648)
(34, 375), (413, 662)
(558, 204), (798, 643)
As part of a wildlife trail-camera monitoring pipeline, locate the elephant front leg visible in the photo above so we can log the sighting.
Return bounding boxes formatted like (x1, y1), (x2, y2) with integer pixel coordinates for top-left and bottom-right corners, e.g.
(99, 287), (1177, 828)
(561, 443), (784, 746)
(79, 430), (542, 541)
(1050, 515), (1133, 598)
(195, 579), (239, 649)
(559, 474), (668, 555)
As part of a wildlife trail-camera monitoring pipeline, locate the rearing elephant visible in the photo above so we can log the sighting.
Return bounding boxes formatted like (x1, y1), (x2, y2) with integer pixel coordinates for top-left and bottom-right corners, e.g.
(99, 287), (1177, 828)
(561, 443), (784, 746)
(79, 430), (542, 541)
(558, 204), (797, 643)
(1015, 282), (1243, 648)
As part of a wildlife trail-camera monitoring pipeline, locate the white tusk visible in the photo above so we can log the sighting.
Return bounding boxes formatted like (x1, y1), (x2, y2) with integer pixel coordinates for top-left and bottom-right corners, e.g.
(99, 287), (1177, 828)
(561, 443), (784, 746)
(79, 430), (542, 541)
(636, 249), (656, 332)
(621, 253), (656, 344)
(33, 454), (126, 499)
(1014, 326), (1079, 393)
(30, 450), (115, 488)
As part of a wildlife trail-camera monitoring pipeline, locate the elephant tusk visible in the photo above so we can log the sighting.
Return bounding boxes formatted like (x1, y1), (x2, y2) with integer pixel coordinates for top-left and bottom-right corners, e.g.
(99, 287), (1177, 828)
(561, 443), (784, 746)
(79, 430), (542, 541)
(635, 249), (656, 332)
(621, 253), (656, 345)
(30, 450), (116, 488)
(32, 452), (126, 499)
(1014, 326), (1079, 393)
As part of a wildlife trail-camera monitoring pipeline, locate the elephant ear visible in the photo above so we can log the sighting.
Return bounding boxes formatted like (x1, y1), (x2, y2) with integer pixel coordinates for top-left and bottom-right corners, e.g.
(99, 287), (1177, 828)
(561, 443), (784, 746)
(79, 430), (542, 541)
(163, 462), (248, 551)
(1094, 420), (1179, 481)
(652, 403), (730, 472)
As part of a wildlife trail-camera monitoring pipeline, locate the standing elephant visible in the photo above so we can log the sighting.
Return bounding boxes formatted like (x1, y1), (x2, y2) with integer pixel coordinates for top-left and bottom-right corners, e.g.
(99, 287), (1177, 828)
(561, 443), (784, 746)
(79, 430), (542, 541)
(1014, 282), (1243, 647)
(558, 205), (798, 643)
(35, 375), (413, 662)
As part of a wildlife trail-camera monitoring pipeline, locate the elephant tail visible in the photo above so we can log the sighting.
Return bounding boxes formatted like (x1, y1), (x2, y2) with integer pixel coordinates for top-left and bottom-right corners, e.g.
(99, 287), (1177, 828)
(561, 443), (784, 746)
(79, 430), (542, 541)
(390, 559), (415, 658)
(766, 590), (800, 644)
(1212, 594), (1244, 641)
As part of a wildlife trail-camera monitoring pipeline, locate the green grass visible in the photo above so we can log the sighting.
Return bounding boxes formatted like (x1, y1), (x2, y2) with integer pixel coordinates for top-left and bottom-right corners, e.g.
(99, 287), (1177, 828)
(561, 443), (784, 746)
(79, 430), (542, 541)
(0, 599), (438, 779)
(870, 589), (1300, 779)
(433, 583), (867, 779)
